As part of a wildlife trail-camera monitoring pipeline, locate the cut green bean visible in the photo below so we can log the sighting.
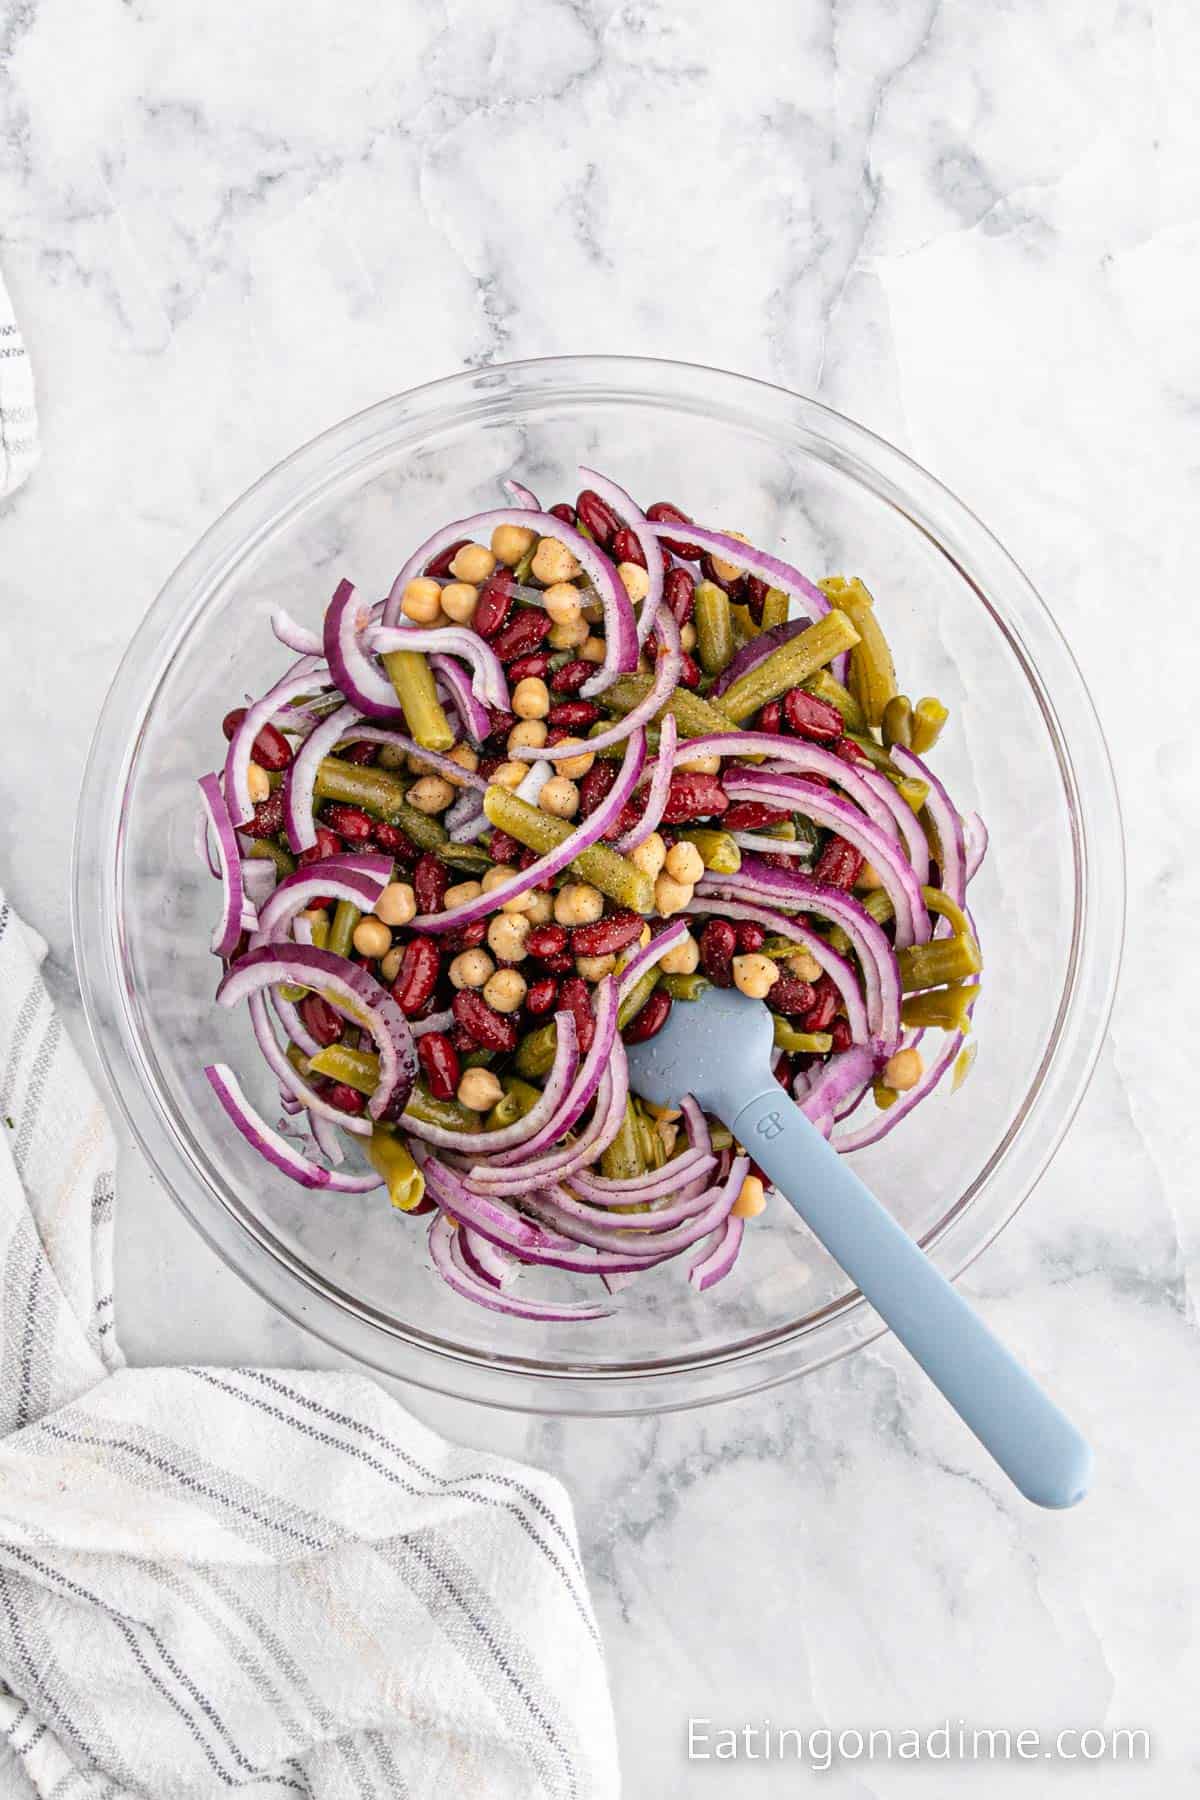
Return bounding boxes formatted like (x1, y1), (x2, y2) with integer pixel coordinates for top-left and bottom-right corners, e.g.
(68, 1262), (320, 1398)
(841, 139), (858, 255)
(600, 1098), (646, 1182)
(436, 842), (492, 873)
(327, 899), (361, 960)
(881, 695), (913, 750)
(381, 648), (455, 752)
(309, 1043), (379, 1094)
(617, 967), (660, 1031)
(485, 1077), (543, 1132)
(695, 582), (735, 673)
(760, 587), (790, 631)
(600, 674), (739, 741)
(482, 786), (654, 913)
(910, 696), (949, 754)
(247, 838), (298, 878)
(896, 934), (982, 992)
(313, 757), (448, 848)
(717, 609), (860, 723)
(901, 984), (976, 1033)
(673, 827), (742, 874)
(660, 972), (711, 1001)
(367, 1127), (425, 1211)
(405, 1080), (477, 1132)
(802, 669), (867, 734)
(515, 1022), (558, 1080)
(772, 1018), (834, 1054)
(820, 577), (896, 728)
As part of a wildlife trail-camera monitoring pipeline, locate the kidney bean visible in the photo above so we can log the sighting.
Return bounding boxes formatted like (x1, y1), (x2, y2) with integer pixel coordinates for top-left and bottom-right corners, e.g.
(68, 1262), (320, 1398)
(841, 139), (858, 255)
(413, 852), (448, 916)
(537, 951), (574, 975)
(661, 772), (728, 824)
(774, 1053), (793, 1090)
(488, 829), (522, 865)
(425, 537), (470, 579)
(579, 759), (618, 817)
(576, 488), (621, 550)
(524, 975), (559, 1016)
(298, 825), (344, 866)
(699, 918), (737, 988)
(484, 706), (517, 745)
(506, 651), (554, 685)
(478, 755), (503, 780)
(392, 937), (441, 1016)
(758, 700), (783, 733)
(769, 972), (817, 1015)
(372, 820), (419, 862)
(571, 909), (644, 958)
(802, 974), (840, 1034)
(418, 1031), (460, 1101)
(339, 740), (379, 766)
(664, 565), (695, 625)
(453, 989), (518, 1054)
(812, 836), (864, 889)
(449, 1020), (478, 1053)
(409, 985), (444, 1022)
(527, 923), (568, 959)
(441, 918), (488, 955)
(473, 567), (516, 639)
(324, 1081), (367, 1116)
(300, 992), (343, 1048)
(242, 790), (286, 839)
(621, 986), (672, 1045)
(724, 801), (791, 832)
(558, 977), (595, 1054)
(546, 699), (600, 730)
(829, 1016), (853, 1054)
(833, 735), (871, 768)
(741, 575), (768, 622)
(610, 525), (645, 568)
(221, 707), (294, 772)
(645, 500), (702, 561)
(700, 552), (739, 594)
(322, 803), (374, 843)
(550, 658), (593, 694)
(489, 606), (550, 663)
(678, 652), (702, 690)
(603, 802), (642, 842)
(783, 687), (843, 742)
(734, 921), (765, 954)
(549, 501), (577, 527)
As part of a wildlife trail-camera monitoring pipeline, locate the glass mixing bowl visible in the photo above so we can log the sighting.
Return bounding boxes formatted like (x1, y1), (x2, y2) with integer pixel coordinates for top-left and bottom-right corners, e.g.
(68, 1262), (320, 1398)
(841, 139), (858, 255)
(74, 356), (1123, 1413)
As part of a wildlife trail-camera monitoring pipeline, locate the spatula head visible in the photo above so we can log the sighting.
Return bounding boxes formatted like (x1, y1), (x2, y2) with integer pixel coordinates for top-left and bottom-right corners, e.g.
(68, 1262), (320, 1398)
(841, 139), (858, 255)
(624, 984), (775, 1115)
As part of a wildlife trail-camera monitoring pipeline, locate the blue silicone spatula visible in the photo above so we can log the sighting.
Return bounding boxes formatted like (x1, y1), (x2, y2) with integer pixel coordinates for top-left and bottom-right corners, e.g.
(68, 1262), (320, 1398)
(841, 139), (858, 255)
(626, 985), (1091, 1508)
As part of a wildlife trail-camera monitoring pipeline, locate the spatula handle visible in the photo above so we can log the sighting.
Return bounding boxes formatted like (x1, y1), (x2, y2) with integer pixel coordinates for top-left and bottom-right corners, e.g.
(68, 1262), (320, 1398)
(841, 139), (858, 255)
(729, 1084), (1092, 1509)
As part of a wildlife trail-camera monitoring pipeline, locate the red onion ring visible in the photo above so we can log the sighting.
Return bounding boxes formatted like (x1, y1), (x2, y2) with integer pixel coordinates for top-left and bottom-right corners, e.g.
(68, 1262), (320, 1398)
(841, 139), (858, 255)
(431, 653), (491, 743)
(891, 745), (966, 908)
(284, 701), (363, 854)
(512, 609), (681, 763)
(323, 580), (406, 720)
(402, 1008), (580, 1156)
(615, 712), (678, 853)
(687, 1214), (746, 1292)
(835, 1031), (963, 1153)
(197, 773), (246, 959)
(224, 659), (324, 828)
(254, 853), (393, 943)
(366, 623), (508, 712)
(578, 466), (665, 648)
(205, 1063), (382, 1190)
(428, 1213), (613, 1320)
(271, 609), (323, 656)
(682, 892), (874, 1045)
(486, 979), (619, 1167)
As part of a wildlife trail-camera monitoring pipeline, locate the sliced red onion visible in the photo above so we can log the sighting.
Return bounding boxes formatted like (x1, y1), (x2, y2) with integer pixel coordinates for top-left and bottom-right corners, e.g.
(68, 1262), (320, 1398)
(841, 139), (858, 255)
(578, 466), (665, 648)
(309, 1109), (346, 1165)
(412, 1008), (454, 1038)
(241, 858), (278, 908)
(249, 991), (371, 1137)
(428, 1213), (613, 1321)
(284, 701), (364, 855)
(218, 944), (416, 1123)
(514, 609), (681, 762)
(280, 1090), (303, 1117)
(681, 1094), (711, 1158)
(454, 1226), (502, 1288)
(460, 1227), (518, 1288)
(502, 478), (540, 510)
(682, 892), (872, 1045)
(472, 1042), (628, 1191)
(410, 729), (647, 932)
(271, 608), (323, 656)
(321, 580), (406, 719)
(445, 791), (489, 842)
(835, 1031), (963, 1153)
(431, 653), (491, 744)
(963, 811), (989, 885)
(525, 1153), (748, 1258)
(194, 803), (222, 878)
(254, 853), (393, 942)
(379, 508), (638, 697)
(642, 519), (831, 621)
(892, 745), (966, 907)
(403, 1008), (579, 1156)
(269, 983), (321, 1058)
(750, 747), (903, 843)
(710, 618), (811, 697)
(687, 1215), (746, 1292)
(799, 1044), (880, 1129)
(206, 1063), (383, 1190)
(223, 660), (324, 828)
(615, 712), (678, 853)
(721, 770), (927, 946)
(334, 726), (486, 793)
(547, 1172), (719, 1233)
(615, 918), (689, 1007)
(487, 980), (618, 1168)
(197, 774), (246, 959)
(365, 623), (508, 712)
(730, 831), (811, 860)
(515, 758), (553, 806)
(570, 1145), (713, 1202)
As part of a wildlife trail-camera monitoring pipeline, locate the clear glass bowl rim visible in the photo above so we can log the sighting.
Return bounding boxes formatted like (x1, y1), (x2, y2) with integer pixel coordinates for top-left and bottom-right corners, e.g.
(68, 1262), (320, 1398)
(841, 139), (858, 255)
(73, 354), (1125, 1415)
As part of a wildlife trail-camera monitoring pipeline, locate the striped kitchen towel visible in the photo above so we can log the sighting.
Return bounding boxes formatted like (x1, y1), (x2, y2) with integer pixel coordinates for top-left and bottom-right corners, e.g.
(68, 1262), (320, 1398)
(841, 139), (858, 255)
(0, 276), (38, 500)
(0, 893), (619, 1799)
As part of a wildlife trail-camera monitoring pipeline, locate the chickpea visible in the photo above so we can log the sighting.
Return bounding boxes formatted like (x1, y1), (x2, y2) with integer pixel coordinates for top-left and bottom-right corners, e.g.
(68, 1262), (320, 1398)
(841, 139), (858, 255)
(483, 967), (527, 1013)
(538, 776), (579, 818)
(380, 946), (404, 984)
(617, 561), (650, 604)
(676, 751), (721, 775)
(542, 582), (583, 626)
(481, 864), (515, 894)
(490, 761), (528, 790)
(638, 923), (652, 947)
(507, 718), (548, 754)
(732, 953), (780, 1000)
(247, 761), (271, 804)
(449, 948), (494, 989)
(643, 1101), (681, 1122)
(491, 522), (537, 567)
(374, 881), (417, 927)
(500, 883), (539, 916)
(855, 861), (884, 892)
(531, 536), (580, 585)
(376, 742), (406, 770)
(709, 529), (749, 586)
(579, 635), (607, 664)
(629, 832), (667, 881)
(882, 1048), (924, 1092)
(550, 737), (594, 779)
(406, 774), (456, 814)
(679, 622), (698, 652)
(653, 872), (694, 918)
(658, 931), (699, 976)
(786, 948), (823, 984)
(731, 1175), (767, 1219)
(512, 677), (551, 720)
(487, 913), (531, 962)
(664, 840), (704, 886)
(524, 889), (554, 924)
(449, 542), (496, 584)
(445, 743), (479, 782)
(443, 880), (483, 910)
(407, 750), (435, 775)
(439, 581), (478, 624)
(401, 577), (443, 625)
(554, 883), (604, 927)
(458, 1067), (504, 1113)
(352, 916), (393, 960)
(575, 952), (617, 981)
(548, 616), (590, 650)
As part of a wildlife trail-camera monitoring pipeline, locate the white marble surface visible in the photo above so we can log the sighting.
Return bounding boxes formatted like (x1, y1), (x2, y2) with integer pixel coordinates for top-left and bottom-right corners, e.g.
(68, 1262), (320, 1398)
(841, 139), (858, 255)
(2, 1), (1197, 1792)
